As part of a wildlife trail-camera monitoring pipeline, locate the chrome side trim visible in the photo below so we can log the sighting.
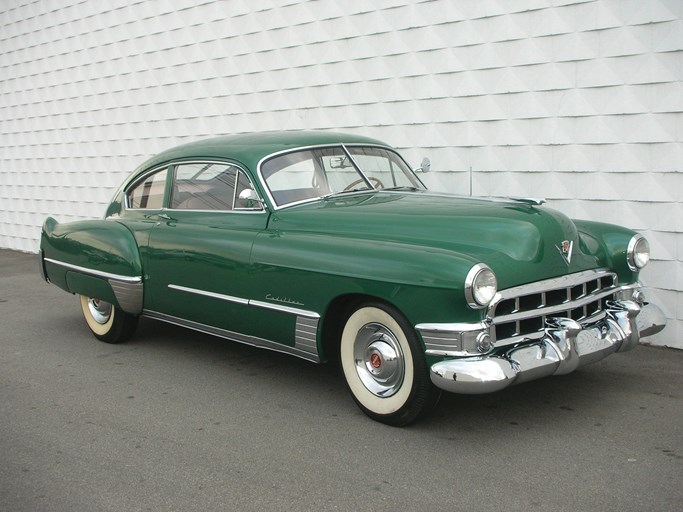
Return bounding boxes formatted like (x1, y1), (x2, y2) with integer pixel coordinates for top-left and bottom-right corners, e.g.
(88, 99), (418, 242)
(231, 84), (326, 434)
(249, 299), (320, 319)
(142, 309), (321, 363)
(416, 321), (490, 357)
(168, 284), (249, 305)
(43, 258), (142, 283)
(295, 316), (320, 358)
(168, 284), (320, 318)
(109, 281), (144, 314)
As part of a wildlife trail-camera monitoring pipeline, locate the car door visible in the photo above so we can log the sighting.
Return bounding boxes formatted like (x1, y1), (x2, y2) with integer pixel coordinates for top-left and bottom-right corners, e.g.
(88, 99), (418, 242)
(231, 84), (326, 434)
(143, 161), (270, 337)
(118, 165), (171, 273)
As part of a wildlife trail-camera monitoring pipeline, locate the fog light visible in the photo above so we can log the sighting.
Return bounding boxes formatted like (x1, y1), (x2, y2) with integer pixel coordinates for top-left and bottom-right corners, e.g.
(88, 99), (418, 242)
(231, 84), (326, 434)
(476, 332), (493, 353)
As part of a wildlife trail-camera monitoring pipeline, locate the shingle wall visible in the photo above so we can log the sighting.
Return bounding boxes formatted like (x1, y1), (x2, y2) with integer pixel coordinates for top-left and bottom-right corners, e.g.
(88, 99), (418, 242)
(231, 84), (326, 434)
(1, 0), (681, 347)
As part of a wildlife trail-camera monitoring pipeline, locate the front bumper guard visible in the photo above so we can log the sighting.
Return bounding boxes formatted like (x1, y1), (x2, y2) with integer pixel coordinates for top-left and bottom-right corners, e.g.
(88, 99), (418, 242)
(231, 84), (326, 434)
(429, 300), (666, 394)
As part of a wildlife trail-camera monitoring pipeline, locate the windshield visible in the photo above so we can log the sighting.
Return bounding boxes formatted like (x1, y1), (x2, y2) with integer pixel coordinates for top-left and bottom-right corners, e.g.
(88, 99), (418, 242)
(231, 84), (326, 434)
(260, 145), (425, 207)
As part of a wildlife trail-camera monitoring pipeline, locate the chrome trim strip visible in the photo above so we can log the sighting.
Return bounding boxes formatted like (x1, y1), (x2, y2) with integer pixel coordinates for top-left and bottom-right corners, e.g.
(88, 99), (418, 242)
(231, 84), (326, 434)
(341, 144), (376, 190)
(123, 163), (172, 210)
(249, 299), (320, 319)
(125, 160), (267, 214)
(416, 321), (490, 332)
(168, 284), (249, 305)
(142, 309), (321, 363)
(110, 281), (143, 314)
(294, 316), (320, 357)
(43, 258), (142, 284)
(162, 208), (265, 214)
(168, 284), (320, 318)
(416, 321), (490, 357)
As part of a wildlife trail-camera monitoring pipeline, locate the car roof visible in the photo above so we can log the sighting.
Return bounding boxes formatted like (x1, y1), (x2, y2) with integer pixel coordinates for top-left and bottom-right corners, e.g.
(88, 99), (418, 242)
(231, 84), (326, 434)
(133, 131), (390, 175)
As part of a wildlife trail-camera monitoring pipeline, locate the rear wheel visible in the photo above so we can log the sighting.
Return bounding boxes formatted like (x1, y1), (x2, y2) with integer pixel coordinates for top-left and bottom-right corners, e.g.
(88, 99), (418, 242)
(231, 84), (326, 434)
(339, 302), (439, 426)
(79, 295), (138, 344)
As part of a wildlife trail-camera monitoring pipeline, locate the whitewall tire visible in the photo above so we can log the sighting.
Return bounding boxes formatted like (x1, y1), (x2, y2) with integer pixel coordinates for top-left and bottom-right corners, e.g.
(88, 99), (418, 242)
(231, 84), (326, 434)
(340, 302), (439, 426)
(79, 295), (138, 344)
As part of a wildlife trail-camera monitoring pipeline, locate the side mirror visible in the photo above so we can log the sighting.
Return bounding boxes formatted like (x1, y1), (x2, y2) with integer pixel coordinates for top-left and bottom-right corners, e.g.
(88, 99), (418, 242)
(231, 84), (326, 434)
(238, 188), (266, 209)
(417, 157), (431, 173)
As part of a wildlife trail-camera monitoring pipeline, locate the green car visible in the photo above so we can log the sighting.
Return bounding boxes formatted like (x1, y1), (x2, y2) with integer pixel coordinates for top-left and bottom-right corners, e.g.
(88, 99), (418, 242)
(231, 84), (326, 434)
(39, 131), (666, 426)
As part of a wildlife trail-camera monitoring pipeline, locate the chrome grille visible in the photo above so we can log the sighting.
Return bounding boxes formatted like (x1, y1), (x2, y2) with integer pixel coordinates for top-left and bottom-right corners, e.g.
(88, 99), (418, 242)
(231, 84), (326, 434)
(490, 270), (618, 345)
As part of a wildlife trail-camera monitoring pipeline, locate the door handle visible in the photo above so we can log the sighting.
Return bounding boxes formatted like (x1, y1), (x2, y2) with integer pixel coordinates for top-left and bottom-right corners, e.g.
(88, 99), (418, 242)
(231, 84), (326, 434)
(158, 213), (173, 221)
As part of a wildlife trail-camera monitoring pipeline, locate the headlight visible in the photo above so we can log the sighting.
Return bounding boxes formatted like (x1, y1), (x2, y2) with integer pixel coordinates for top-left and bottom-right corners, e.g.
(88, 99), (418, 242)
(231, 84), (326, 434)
(465, 264), (498, 308)
(627, 234), (650, 270)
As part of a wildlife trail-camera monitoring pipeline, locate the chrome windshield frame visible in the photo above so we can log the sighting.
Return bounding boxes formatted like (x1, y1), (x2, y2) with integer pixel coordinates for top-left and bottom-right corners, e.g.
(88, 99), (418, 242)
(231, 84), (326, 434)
(256, 143), (426, 210)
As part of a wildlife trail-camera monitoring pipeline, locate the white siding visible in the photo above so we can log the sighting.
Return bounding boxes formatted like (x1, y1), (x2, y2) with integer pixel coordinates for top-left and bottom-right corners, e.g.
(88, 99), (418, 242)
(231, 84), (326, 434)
(1, 0), (681, 347)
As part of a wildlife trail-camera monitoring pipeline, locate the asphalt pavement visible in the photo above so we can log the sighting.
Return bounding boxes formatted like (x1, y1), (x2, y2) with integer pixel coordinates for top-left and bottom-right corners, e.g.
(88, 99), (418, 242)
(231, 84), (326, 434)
(1, 248), (682, 512)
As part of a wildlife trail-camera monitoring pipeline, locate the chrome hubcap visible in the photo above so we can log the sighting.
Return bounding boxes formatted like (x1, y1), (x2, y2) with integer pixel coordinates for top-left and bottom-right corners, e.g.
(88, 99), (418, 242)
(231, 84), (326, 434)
(87, 298), (112, 324)
(353, 322), (405, 397)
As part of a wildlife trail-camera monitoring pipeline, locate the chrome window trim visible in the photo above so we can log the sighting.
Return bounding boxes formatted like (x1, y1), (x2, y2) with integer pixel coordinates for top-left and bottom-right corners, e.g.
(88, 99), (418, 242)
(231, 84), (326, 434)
(124, 164), (171, 211)
(256, 143), (423, 210)
(124, 160), (266, 214)
(168, 284), (320, 319)
(168, 161), (266, 214)
(43, 258), (142, 283)
(161, 208), (265, 214)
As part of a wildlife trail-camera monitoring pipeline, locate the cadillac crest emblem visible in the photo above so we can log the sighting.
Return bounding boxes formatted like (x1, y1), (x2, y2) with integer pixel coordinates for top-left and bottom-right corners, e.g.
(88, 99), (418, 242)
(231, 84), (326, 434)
(556, 240), (573, 265)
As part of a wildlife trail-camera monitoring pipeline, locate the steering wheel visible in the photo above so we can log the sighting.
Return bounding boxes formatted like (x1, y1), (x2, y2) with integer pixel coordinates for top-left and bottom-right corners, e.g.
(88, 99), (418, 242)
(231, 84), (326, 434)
(343, 177), (384, 191)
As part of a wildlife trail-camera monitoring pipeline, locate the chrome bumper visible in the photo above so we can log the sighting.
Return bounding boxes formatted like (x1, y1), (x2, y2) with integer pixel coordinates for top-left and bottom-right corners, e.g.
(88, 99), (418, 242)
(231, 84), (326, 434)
(429, 300), (666, 394)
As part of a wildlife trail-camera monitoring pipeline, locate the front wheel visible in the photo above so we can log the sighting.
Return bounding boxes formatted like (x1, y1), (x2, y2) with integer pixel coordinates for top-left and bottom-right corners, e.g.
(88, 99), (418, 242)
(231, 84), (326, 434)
(79, 295), (138, 344)
(339, 302), (440, 426)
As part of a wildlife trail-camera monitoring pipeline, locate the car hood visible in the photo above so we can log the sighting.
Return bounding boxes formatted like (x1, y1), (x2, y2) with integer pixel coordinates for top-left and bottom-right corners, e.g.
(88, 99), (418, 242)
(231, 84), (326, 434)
(270, 192), (603, 289)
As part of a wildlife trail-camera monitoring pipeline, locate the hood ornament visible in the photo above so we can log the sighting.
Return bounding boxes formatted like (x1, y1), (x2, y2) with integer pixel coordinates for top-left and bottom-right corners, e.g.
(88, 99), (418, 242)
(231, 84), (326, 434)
(556, 240), (573, 265)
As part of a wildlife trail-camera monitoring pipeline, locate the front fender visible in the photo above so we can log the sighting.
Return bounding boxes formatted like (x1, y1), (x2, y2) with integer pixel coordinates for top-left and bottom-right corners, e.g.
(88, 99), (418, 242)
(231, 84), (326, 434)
(251, 231), (483, 326)
(574, 219), (640, 283)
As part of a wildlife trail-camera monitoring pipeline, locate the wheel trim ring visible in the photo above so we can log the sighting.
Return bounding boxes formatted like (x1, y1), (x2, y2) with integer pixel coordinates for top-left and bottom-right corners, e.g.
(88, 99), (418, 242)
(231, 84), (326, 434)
(353, 322), (405, 398)
(87, 298), (112, 324)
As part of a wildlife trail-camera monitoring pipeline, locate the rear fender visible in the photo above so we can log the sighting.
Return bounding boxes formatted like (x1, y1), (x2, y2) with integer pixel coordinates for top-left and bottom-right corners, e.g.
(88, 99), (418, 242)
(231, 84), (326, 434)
(40, 217), (143, 314)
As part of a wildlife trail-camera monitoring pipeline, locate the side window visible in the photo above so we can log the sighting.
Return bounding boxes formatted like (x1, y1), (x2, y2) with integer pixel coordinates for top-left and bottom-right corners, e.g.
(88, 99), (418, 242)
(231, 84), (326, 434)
(127, 168), (167, 209)
(170, 163), (260, 211)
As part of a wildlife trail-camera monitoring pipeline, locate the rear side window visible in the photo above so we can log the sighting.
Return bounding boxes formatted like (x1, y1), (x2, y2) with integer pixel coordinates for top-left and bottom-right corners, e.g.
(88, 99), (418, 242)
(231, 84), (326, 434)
(171, 162), (259, 211)
(127, 168), (167, 209)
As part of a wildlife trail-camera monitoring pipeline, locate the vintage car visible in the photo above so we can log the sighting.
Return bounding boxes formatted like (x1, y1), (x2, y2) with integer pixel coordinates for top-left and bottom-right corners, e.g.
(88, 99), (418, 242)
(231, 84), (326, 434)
(40, 131), (666, 425)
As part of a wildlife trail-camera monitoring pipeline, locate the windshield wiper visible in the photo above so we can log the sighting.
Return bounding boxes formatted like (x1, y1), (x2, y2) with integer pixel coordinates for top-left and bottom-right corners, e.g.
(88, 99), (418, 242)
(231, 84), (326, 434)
(321, 187), (373, 200)
(383, 186), (422, 192)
